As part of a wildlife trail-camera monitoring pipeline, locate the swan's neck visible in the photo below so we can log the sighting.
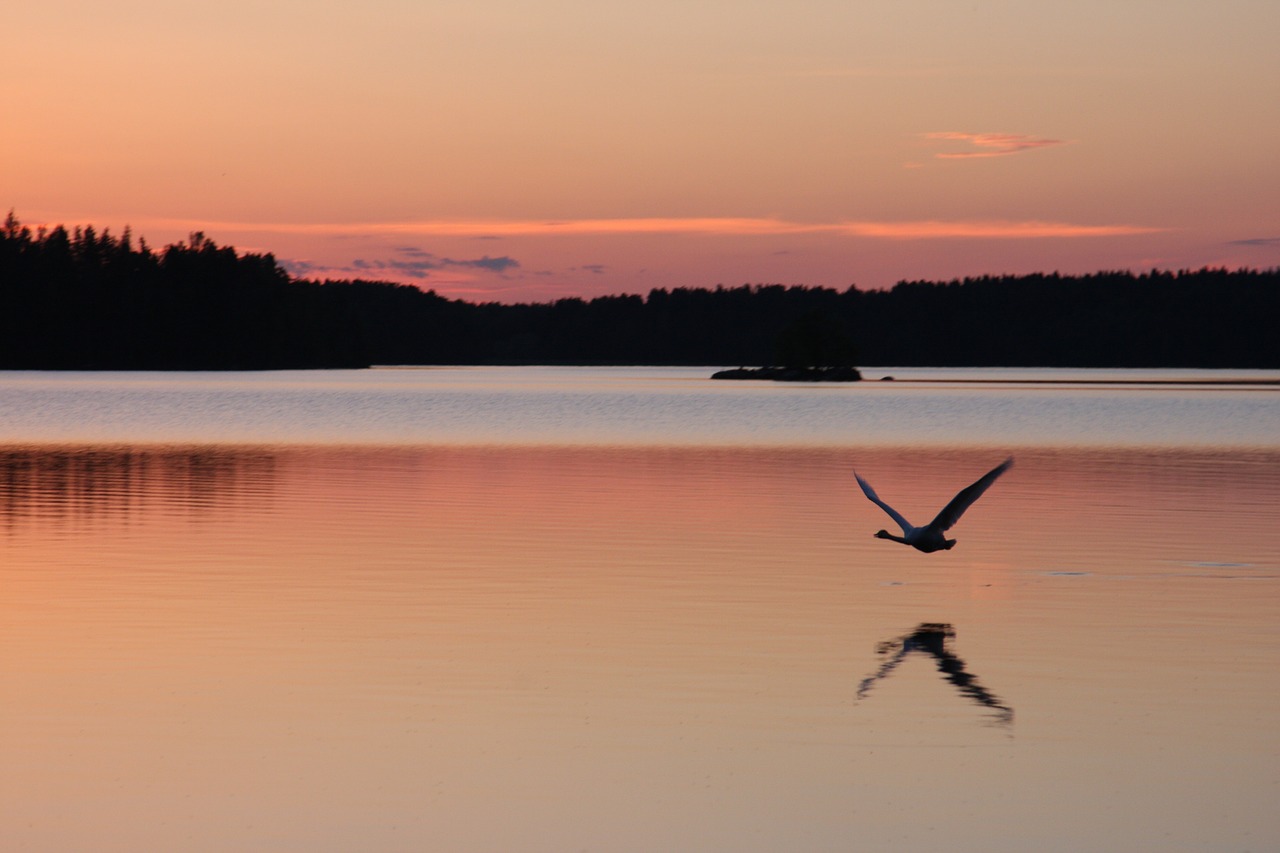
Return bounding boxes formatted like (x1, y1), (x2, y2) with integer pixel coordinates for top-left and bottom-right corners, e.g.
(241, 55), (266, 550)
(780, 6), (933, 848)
(875, 530), (909, 545)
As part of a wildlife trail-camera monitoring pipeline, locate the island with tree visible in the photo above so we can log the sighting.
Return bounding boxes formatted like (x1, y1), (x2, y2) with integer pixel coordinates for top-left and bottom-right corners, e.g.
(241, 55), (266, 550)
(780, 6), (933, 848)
(711, 310), (863, 380)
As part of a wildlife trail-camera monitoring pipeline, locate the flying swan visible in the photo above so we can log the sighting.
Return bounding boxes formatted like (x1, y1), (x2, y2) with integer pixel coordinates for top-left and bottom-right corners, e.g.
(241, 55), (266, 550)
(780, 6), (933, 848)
(855, 457), (1013, 553)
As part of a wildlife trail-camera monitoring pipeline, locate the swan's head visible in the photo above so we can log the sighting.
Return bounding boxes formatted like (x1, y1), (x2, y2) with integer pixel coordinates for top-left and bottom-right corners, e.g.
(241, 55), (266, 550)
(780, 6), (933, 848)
(874, 530), (894, 540)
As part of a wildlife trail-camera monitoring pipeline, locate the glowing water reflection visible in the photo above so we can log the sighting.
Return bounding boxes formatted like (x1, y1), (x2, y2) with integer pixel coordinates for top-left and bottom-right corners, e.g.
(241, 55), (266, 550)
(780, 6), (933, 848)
(0, 371), (1277, 851)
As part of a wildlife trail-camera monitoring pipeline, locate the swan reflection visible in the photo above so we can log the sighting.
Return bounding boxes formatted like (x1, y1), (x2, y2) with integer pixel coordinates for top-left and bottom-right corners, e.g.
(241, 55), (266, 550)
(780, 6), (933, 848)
(857, 622), (1013, 725)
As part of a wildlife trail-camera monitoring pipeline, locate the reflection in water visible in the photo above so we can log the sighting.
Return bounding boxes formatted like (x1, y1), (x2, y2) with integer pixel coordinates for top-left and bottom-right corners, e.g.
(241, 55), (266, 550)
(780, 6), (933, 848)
(0, 446), (275, 530)
(2, 445), (1278, 850)
(857, 622), (1014, 725)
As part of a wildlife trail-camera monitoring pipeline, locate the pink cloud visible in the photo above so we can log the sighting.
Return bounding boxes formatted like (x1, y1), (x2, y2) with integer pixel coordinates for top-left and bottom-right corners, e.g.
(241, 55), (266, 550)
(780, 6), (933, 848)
(832, 220), (1158, 239)
(152, 216), (1158, 241)
(922, 131), (1070, 159)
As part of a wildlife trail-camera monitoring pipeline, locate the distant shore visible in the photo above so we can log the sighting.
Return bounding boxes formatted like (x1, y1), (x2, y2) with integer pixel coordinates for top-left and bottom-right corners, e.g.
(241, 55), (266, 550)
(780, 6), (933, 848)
(860, 376), (1280, 386)
(3, 215), (1277, 370)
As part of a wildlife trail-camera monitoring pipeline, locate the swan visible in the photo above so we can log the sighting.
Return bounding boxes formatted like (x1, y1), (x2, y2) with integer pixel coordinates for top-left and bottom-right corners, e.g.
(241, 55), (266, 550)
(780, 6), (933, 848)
(855, 457), (1013, 552)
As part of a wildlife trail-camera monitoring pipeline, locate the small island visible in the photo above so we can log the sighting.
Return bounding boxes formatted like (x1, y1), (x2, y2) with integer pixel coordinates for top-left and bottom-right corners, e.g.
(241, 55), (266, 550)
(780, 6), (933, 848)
(712, 309), (862, 381)
(711, 366), (862, 382)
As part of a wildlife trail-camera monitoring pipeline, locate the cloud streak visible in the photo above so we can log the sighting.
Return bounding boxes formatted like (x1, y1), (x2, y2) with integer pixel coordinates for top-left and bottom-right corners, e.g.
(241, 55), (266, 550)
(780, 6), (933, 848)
(283, 247), (519, 280)
(922, 132), (1070, 159)
(833, 220), (1154, 238)
(163, 216), (1159, 241)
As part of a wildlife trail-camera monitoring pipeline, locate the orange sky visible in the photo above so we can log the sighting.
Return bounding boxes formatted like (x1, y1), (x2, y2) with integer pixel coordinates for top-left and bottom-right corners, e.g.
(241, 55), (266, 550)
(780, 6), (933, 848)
(5, 0), (1279, 302)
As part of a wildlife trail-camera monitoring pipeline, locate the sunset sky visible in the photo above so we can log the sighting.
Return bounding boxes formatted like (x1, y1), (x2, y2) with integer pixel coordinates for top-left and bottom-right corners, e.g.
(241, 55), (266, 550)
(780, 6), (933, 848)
(6, 0), (1278, 302)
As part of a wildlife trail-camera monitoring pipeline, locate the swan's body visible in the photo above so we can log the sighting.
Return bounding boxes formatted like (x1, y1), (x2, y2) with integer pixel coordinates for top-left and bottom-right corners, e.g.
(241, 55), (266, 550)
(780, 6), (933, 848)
(855, 457), (1013, 553)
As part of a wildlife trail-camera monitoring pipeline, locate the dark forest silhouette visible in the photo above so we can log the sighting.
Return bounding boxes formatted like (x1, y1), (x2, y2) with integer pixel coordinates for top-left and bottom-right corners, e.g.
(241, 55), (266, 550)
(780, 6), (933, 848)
(3, 212), (1278, 370)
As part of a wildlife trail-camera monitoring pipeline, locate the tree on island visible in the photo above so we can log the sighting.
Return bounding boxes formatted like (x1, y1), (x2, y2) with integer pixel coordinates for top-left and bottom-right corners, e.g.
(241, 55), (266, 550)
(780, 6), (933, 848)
(711, 309), (863, 381)
(774, 309), (858, 370)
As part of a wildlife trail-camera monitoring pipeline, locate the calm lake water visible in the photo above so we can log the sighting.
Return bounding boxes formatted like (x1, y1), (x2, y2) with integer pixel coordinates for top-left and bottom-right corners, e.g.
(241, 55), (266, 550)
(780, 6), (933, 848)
(2, 367), (1278, 852)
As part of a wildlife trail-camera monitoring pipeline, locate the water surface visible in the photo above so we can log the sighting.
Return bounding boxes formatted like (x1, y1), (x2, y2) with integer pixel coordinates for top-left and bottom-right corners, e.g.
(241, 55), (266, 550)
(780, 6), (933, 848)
(1, 368), (1277, 851)
(0, 366), (1275, 447)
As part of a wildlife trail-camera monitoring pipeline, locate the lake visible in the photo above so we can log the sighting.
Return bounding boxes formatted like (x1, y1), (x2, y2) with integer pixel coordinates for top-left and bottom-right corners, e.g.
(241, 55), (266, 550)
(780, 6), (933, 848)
(2, 367), (1278, 852)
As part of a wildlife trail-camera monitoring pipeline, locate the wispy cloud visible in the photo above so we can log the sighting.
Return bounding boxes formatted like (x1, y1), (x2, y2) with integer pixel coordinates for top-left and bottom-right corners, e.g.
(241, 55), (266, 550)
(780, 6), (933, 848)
(1228, 236), (1280, 247)
(921, 132), (1070, 159)
(283, 246), (519, 280)
(176, 216), (1159, 241)
(834, 220), (1155, 238)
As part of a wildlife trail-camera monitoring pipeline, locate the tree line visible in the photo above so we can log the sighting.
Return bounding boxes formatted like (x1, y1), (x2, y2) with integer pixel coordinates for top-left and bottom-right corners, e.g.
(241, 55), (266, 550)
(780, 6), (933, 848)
(2, 213), (1277, 369)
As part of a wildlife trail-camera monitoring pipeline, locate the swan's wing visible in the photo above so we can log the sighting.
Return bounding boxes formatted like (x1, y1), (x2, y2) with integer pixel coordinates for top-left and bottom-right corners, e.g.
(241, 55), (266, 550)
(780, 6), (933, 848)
(928, 457), (1013, 532)
(855, 472), (914, 534)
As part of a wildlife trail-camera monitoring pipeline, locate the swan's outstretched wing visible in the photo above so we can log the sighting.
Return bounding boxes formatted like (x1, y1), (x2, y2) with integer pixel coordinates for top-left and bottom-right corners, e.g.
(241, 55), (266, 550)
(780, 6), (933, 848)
(855, 472), (914, 534)
(928, 457), (1013, 532)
